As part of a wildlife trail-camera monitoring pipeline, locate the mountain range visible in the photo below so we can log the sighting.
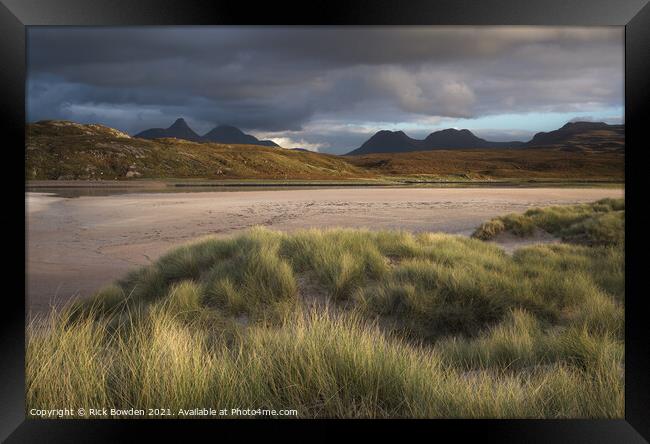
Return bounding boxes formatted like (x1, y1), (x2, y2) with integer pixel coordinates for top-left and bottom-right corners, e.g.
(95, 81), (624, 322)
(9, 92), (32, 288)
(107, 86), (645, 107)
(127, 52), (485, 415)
(135, 118), (280, 147)
(133, 118), (622, 154)
(25, 120), (624, 182)
(347, 121), (623, 155)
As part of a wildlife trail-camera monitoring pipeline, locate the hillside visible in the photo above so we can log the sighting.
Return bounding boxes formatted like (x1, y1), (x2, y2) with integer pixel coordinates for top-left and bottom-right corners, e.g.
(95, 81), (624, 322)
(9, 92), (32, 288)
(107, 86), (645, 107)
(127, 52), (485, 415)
(348, 122), (623, 155)
(26, 120), (624, 182)
(26, 121), (368, 180)
(526, 122), (625, 151)
(346, 147), (624, 180)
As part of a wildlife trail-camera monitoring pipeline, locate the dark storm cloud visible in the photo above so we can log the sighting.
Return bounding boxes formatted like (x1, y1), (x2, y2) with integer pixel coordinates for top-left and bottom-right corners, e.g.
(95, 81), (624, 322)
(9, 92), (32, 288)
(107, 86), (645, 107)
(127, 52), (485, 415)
(27, 27), (623, 152)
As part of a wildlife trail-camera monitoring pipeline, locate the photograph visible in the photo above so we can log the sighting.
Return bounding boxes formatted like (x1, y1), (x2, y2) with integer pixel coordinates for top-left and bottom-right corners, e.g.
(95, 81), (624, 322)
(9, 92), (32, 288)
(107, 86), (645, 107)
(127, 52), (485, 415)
(24, 25), (626, 420)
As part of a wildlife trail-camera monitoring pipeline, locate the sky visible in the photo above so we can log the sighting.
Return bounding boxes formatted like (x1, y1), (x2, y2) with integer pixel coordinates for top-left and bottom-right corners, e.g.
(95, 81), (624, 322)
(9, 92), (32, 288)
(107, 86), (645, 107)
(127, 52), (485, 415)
(27, 27), (624, 154)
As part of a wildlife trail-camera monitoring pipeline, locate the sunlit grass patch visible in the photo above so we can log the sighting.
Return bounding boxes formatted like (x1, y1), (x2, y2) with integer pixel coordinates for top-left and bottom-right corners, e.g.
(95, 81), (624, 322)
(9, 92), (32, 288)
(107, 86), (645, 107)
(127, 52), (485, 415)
(472, 198), (624, 246)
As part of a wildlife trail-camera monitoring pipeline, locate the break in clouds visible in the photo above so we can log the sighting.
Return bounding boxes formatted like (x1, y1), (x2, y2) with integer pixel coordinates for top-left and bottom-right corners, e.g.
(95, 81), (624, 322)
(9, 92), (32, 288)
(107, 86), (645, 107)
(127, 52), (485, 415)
(27, 27), (624, 153)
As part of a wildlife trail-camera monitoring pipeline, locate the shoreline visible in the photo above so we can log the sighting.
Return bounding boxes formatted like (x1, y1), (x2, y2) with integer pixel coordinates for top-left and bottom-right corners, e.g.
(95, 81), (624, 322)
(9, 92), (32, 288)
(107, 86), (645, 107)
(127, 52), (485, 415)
(26, 178), (625, 190)
(26, 186), (624, 316)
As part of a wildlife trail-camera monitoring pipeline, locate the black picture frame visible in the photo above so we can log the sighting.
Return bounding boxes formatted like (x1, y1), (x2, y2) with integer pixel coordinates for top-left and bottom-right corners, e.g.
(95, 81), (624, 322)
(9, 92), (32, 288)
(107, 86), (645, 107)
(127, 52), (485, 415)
(2, 0), (649, 441)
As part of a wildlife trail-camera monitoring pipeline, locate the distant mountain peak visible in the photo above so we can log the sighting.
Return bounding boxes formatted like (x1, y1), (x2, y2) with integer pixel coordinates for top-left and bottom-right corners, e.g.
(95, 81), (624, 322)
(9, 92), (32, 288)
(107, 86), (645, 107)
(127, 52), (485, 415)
(135, 117), (202, 142)
(437, 128), (466, 133)
(347, 127), (524, 155)
(170, 117), (188, 126)
(202, 124), (279, 147)
(134, 119), (280, 147)
(528, 121), (622, 147)
(167, 117), (194, 132)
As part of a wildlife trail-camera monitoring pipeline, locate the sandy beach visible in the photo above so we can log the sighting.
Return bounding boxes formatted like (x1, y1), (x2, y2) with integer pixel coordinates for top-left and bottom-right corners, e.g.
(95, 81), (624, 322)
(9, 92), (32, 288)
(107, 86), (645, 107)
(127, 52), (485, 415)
(26, 187), (623, 315)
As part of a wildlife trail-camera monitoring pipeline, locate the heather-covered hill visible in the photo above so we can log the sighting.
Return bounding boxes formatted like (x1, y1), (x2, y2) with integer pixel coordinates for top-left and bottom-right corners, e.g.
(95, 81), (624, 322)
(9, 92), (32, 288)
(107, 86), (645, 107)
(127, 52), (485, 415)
(346, 148), (624, 180)
(26, 120), (367, 180)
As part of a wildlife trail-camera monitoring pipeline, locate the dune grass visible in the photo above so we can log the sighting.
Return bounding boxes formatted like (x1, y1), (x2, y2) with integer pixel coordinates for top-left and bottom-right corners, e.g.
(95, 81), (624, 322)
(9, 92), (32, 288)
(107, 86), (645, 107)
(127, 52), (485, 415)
(27, 200), (624, 418)
(472, 198), (624, 246)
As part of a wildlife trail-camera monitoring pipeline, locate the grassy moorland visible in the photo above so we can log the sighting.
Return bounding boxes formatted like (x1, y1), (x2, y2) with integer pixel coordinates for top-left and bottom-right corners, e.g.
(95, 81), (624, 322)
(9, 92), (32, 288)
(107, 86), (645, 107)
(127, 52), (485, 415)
(26, 120), (624, 182)
(27, 199), (624, 418)
(347, 148), (624, 181)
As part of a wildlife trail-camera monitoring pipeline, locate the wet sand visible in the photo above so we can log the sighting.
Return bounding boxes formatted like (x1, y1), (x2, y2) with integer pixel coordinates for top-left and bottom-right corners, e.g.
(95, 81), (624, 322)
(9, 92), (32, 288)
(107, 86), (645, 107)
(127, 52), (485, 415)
(26, 187), (623, 315)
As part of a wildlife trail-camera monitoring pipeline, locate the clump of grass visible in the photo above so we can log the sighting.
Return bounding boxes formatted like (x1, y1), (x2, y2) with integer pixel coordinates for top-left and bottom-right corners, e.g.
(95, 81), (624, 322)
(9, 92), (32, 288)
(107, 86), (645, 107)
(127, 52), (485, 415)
(472, 219), (505, 240)
(561, 211), (624, 246)
(436, 308), (623, 374)
(472, 198), (624, 246)
(165, 280), (204, 314)
(27, 308), (114, 409)
(28, 200), (624, 418)
(280, 229), (390, 300)
(70, 284), (127, 315)
(81, 228), (298, 321)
